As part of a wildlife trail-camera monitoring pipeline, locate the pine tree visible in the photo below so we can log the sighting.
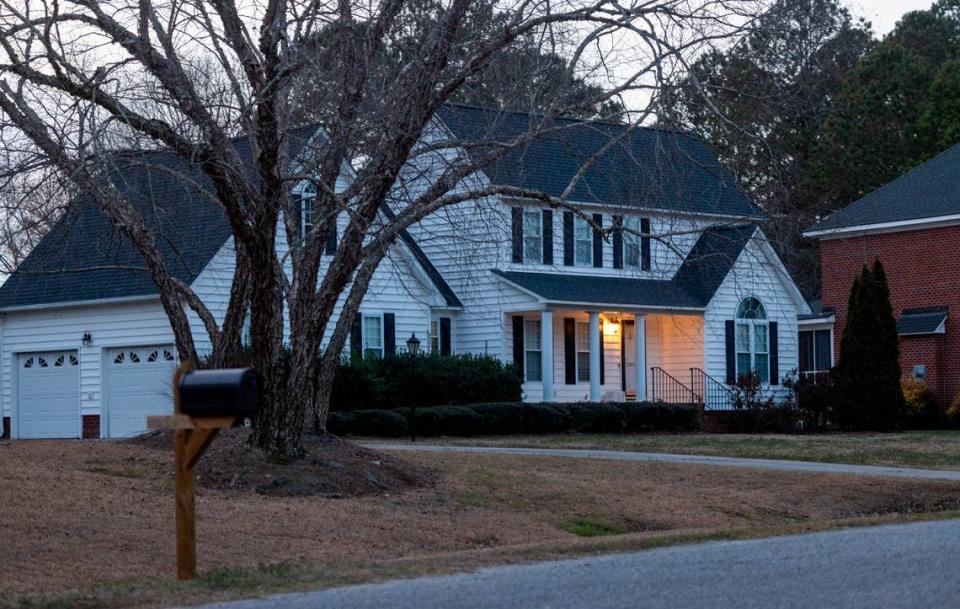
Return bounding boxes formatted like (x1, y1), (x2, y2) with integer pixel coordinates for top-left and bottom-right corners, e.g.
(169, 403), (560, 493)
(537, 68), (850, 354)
(835, 260), (905, 430)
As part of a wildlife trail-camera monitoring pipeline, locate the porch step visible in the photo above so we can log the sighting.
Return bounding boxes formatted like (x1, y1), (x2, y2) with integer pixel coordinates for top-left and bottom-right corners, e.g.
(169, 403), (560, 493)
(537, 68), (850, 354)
(625, 390), (637, 401)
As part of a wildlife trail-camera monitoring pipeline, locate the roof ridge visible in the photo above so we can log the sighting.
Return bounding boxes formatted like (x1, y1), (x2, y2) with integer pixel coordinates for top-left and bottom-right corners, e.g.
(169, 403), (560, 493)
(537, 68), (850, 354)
(439, 101), (691, 136)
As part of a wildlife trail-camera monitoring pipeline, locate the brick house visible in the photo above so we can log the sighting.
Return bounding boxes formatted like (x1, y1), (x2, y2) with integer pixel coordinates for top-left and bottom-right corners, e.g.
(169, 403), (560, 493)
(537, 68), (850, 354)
(805, 143), (960, 405)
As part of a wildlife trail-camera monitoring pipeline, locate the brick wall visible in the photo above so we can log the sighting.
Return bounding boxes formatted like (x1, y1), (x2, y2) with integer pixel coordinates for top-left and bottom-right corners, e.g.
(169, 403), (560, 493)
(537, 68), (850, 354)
(82, 415), (100, 439)
(820, 224), (960, 405)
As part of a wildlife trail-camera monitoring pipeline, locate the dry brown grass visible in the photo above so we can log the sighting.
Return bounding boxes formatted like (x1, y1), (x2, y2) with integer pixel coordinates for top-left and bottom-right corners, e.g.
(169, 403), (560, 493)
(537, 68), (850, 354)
(406, 431), (960, 470)
(2, 439), (960, 608)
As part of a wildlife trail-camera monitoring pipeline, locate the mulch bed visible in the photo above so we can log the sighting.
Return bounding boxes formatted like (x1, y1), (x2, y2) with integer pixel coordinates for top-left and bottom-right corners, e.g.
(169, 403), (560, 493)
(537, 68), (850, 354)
(128, 428), (433, 497)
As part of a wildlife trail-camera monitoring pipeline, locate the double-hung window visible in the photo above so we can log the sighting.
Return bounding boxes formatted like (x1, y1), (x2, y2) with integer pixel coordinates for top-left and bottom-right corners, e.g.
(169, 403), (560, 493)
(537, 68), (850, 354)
(622, 216), (651, 270)
(362, 315), (383, 359)
(524, 319), (542, 382)
(623, 217), (641, 268)
(735, 297), (769, 383)
(430, 319), (440, 354)
(575, 321), (591, 382)
(523, 210), (543, 264)
(574, 216), (592, 267)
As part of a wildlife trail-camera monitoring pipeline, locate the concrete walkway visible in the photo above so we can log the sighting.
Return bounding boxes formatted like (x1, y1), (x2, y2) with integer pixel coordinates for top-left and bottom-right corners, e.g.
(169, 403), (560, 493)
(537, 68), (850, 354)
(364, 443), (960, 481)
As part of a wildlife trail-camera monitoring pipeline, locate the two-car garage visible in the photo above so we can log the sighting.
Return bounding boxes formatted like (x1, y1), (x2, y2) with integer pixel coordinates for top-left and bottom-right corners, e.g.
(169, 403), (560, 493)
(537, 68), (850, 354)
(14, 345), (176, 439)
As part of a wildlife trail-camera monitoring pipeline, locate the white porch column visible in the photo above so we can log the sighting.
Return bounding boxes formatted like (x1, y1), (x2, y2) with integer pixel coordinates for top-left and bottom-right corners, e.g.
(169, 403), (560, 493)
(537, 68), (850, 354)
(541, 310), (554, 402)
(589, 311), (601, 401)
(635, 314), (647, 401)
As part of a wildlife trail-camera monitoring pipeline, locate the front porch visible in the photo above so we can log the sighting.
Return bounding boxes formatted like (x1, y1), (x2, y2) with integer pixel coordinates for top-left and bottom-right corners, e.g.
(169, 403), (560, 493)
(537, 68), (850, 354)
(507, 308), (721, 405)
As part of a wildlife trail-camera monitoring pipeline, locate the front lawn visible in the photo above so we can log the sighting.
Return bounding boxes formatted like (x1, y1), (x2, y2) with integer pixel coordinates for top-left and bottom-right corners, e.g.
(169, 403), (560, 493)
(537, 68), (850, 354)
(3, 437), (960, 608)
(404, 430), (960, 470)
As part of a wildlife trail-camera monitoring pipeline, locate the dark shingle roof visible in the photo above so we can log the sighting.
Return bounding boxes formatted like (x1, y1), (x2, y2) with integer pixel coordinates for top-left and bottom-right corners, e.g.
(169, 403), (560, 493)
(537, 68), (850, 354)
(798, 299), (835, 321)
(435, 104), (762, 219)
(492, 224), (757, 308)
(808, 144), (960, 233)
(0, 127), (460, 309)
(0, 148), (242, 309)
(897, 306), (948, 335)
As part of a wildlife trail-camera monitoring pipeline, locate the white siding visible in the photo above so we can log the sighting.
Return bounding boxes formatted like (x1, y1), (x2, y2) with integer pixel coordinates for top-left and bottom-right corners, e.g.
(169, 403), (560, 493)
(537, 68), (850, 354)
(703, 230), (800, 399)
(1, 299), (176, 436)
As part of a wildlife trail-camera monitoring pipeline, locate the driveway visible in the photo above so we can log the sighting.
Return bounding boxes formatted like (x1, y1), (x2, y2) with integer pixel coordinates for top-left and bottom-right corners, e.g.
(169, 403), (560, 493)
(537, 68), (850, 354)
(366, 443), (960, 481)
(184, 518), (960, 609)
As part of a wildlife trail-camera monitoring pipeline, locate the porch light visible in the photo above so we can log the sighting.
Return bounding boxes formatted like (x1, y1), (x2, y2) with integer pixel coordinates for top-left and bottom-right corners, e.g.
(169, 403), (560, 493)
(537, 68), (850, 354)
(603, 320), (621, 337)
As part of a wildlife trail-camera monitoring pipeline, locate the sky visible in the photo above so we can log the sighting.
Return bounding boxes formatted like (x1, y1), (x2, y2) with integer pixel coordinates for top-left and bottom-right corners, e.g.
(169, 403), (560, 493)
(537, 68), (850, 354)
(850, 0), (935, 34)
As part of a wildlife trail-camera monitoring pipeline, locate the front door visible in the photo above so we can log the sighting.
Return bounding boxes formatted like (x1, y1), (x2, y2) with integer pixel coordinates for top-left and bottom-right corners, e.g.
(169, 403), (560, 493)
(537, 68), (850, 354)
(623, 321), (636, 393)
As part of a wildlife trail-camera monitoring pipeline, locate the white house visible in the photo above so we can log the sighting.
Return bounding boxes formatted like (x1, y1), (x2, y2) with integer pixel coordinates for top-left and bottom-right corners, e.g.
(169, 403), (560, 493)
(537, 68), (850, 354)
(0, 105), (809, 439)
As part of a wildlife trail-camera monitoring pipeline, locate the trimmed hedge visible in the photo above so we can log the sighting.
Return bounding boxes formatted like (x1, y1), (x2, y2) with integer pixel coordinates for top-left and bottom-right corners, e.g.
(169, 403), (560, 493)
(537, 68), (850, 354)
(329, 401), (700, 437)
(330, 354), (522, 411)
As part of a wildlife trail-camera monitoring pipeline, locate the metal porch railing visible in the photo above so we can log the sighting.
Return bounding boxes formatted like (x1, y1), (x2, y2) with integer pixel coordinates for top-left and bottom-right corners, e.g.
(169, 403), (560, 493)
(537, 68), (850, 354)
(649, 367), (697, 405)
(689, 367), (736, 411)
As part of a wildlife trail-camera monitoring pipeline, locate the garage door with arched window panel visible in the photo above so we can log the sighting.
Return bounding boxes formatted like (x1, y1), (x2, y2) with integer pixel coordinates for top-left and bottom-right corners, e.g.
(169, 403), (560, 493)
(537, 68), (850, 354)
(17, 351), (80, 439)
(104, 346), (177, 438)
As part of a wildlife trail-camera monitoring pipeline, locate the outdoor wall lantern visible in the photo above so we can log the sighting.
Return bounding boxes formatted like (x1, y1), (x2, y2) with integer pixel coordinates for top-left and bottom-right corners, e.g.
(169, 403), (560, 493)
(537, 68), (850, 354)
(603, 319), (621, 337)
(81, 332), (92, 346)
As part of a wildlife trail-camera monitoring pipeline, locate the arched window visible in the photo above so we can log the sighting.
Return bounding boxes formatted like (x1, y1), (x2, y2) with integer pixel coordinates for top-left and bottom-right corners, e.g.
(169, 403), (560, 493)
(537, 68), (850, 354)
(735, 297), (769, 383)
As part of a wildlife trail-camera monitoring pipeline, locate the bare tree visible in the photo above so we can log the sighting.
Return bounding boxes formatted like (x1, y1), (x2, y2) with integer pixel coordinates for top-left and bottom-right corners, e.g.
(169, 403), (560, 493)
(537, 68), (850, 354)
(0, 0), (764, 457)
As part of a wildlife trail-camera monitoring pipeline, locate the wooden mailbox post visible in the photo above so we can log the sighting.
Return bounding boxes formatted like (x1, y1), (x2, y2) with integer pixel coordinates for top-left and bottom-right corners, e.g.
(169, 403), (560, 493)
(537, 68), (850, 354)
(147, 363), (261, 580)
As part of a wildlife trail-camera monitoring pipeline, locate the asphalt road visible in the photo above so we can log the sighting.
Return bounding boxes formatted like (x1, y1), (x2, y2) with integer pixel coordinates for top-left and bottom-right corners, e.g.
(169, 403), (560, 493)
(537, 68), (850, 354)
(188, 519), (960, 609)
(365, 443), (960, 481)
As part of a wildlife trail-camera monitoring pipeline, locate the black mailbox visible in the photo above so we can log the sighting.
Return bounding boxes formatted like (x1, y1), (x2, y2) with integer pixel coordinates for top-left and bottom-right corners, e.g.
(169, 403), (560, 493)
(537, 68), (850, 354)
(178, 368), (261, 416)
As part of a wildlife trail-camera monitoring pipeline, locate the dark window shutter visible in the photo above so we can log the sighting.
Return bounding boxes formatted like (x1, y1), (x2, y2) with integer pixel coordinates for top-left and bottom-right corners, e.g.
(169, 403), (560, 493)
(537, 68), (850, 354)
(440, 317), (452, 356)
(512, 316), (525, 378)
(383, 313), (396, 357)
(542, 210), (553, 264)
(640, 217), (651, 271)
(599, 324), (605, 385)
(769, 321), (779, 385)
(725, 320), (736, 384)
(563, 212), (574, 266)
(511, 207), (523, 263)
(592, 213), (603, 268)
(351, 314), (363, 361)
(612, 215), (623, 269)
(325, 221), (338, 255)
(564, 318), (576, 384)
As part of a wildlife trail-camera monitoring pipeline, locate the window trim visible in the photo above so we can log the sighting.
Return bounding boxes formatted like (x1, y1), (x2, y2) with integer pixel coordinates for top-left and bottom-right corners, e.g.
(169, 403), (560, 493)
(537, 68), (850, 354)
(430, 319), (440, 354)
(362, 313), (384, 359)
(522, 209), (543, 264)
(799, 328), (832, 375)
(734, 297), (770, 383)
(575, 321), (591, 383)
(573, 216), (593, 267)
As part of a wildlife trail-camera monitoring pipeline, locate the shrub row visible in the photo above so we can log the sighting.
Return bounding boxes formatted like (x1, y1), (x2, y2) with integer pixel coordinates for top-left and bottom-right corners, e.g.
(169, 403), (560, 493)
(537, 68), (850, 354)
(327, 401), (701, 437)
(329, 353), (522, 412)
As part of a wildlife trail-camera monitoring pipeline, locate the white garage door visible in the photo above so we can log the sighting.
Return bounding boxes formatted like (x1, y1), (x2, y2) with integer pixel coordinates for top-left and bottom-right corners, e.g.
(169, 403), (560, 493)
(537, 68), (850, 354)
(104, 346), (177, 438)
(17, 351), (80, 439)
